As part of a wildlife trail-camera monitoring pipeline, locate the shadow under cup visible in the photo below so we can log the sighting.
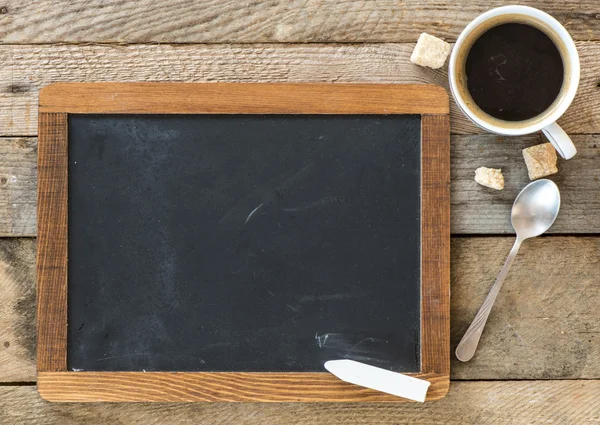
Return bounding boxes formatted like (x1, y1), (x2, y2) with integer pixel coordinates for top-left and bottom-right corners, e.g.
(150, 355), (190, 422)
(451, 12), (577, 133)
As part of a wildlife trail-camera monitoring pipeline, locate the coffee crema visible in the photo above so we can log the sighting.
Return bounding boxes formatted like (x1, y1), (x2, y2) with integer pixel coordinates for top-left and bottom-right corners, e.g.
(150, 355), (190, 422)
(465, 23), (564, 122)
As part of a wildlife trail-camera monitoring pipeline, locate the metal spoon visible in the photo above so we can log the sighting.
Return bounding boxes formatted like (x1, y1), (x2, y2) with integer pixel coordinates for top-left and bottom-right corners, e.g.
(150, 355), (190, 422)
(455, 179), (561, 362)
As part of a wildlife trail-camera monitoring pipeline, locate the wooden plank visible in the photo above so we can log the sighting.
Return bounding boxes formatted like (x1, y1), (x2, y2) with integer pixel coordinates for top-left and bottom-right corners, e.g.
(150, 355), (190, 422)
(2, 382), (600, 424)
(36, 113), (67, 372)
(2, 43), (600, 136)
(0, 138), (36, 237)
(2, 134), (599, 237)
(0, 238), (36, 382)
(0, 1), (599, 43)
(2, 237), (599, 383)
(37, 371), (447, 402)
(39, 82), (448, 114)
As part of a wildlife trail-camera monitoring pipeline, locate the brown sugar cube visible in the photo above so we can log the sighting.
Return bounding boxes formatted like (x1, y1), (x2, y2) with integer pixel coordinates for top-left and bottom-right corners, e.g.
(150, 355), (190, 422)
(522, 143), (558, 180)
(474, 167), (505, 190)
(410, 33), (452, 69)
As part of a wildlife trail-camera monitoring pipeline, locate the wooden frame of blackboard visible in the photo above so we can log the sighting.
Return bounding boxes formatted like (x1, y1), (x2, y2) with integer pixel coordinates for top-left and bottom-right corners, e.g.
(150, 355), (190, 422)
(37, 83), (450, 402)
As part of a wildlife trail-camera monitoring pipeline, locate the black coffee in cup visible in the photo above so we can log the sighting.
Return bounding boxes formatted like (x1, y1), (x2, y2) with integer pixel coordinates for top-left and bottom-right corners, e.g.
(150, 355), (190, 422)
(465, 23), (564, 122)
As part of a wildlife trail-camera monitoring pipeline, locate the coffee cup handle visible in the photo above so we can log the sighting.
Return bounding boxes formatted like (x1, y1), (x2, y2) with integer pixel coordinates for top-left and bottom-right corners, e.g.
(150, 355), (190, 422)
(542, 122), (577, 160)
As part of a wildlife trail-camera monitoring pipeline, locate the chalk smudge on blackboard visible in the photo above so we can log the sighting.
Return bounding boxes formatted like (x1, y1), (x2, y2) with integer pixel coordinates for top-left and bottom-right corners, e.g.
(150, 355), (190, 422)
(281, 195), (343, 212)
(286, 304), (301, 313)
(299, 293), (356, 303)
(315, 333), (387, 351)
(219, 162), (316, 226)
(96, 353), (149, 362)
(315, 332), (332, 348)
(315, 332), (392, 366)
(244, 203), (264, 225)
(287, 294), (358, 314)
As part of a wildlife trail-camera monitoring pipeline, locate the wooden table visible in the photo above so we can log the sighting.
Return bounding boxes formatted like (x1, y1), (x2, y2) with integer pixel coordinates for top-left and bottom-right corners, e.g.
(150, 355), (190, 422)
(0, 1), (598, 423)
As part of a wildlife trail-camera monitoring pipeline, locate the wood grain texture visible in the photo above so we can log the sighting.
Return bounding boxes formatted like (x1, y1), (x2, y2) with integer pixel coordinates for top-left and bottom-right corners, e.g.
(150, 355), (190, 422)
(2, 381), (600, 424)
(36, 113), (67, 372)
(2, 237), (598, 383)
(0, 1), (599, 43)
(39, 82), (449, 114)
(2, 134), (599, 237)
(37, 371), (447, 402)
(451, 236), (600, 380)
(0, 238), (36, 382)
(0, 138), (37, 236)
(420, 115), (450, 382)
(1, 43), (600, 135)
(451, 134), (600, 234)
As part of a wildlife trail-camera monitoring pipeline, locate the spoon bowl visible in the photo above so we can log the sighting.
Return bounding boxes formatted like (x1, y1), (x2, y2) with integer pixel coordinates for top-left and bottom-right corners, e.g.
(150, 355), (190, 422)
(511, 179), (561, 240)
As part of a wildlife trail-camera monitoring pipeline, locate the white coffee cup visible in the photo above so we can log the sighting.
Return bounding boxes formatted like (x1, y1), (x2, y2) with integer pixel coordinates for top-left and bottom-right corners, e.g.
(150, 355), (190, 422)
(448, 6), (580, 159)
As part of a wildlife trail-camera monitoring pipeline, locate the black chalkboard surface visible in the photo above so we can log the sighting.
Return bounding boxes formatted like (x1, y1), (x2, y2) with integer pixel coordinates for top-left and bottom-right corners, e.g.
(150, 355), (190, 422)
(37, 83), (450, 402)
(67, 114), (422, 373)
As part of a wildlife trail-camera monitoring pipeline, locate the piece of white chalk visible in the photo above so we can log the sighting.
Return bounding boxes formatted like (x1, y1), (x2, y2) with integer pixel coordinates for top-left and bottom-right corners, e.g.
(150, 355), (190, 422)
(324, 359), (431, 402)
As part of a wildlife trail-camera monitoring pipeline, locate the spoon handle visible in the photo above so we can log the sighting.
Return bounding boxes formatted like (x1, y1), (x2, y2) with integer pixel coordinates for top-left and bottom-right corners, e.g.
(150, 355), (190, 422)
(455, 238), (522, 362)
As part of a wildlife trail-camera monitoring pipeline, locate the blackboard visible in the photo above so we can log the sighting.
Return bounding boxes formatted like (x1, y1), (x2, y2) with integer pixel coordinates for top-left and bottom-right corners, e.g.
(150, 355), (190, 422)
(67, 114), (422, 373)
(37, 83), (450, 402)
